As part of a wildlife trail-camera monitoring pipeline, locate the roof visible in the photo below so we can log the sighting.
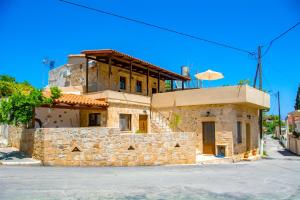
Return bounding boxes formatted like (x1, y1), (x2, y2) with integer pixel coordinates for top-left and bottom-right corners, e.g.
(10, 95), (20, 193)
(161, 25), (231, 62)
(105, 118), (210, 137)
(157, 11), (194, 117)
(289, 110), (300, 117)
(43, 92), (108, 108)
(81, 49), (190, 81)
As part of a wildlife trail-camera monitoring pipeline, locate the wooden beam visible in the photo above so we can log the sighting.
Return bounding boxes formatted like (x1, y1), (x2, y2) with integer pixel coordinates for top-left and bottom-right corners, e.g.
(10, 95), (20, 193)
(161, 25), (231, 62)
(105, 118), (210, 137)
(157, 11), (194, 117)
(108, 57), (112, 89)
(88, 56), (174, 81)
(158, 72), (160, 93)
(86, 57), (89, 93)
(147, 66), (149, 96)
(39, 105), (107, 110)
(130, 61), (132, 93)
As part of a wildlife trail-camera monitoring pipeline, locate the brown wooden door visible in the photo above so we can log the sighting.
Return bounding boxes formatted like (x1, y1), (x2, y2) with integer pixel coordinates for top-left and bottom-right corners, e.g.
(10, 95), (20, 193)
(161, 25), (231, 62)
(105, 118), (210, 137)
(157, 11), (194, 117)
(139, 115), (148, 133)
(246, 123), (251, 151)
(202, 122), (215, 154)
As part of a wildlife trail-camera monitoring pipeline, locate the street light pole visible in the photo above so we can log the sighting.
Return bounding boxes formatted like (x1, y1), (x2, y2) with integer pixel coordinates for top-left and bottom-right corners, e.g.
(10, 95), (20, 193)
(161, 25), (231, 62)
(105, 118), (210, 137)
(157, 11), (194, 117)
(255, 46), (264, 156)
(277, 91), (282, 137)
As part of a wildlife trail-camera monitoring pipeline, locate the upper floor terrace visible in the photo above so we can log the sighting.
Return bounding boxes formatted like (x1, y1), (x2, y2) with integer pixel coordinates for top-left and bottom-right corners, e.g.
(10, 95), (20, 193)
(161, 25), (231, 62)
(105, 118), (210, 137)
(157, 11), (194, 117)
(49, 49), (190, 96)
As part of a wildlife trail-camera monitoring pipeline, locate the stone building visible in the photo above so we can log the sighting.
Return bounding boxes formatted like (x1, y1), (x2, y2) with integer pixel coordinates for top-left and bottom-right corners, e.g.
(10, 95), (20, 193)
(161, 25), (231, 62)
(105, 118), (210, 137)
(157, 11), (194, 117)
(31, 49), (270, 164)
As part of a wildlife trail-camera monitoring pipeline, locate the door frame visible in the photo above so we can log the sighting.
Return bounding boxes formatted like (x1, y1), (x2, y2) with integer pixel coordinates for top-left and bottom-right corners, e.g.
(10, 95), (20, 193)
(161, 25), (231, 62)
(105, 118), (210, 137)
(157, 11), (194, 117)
(246, 123), (251, 151)
(138, 114), (148, 133)
(202, 121), (216, 155)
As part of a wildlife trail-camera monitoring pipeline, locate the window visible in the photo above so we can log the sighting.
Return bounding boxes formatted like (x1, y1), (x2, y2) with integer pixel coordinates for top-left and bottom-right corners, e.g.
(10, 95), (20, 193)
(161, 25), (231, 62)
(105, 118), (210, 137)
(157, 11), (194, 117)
(136, 80), (142, 93)
(120, 76), (126, 90)
(237, 121), (242, 144)
(89, 113), (101, 126)
(119, 114), (131, 131)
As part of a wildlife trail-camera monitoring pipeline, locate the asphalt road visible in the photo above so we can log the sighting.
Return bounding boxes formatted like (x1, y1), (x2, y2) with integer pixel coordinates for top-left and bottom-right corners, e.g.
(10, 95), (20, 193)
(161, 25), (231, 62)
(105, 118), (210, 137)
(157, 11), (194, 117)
(1, 136), (300, 200)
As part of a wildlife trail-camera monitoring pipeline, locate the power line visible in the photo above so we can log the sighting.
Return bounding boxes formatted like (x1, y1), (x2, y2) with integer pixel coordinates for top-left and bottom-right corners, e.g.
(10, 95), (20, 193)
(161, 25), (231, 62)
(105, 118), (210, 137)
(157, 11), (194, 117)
(59, 0), (255, 56)
(262, 21), (300, 57)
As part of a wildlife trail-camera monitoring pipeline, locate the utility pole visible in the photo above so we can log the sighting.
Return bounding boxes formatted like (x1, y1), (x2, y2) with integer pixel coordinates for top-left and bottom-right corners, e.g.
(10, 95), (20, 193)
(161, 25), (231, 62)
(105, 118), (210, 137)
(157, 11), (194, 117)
(254, 46), (264, 155)
(277, 91), (282, 137)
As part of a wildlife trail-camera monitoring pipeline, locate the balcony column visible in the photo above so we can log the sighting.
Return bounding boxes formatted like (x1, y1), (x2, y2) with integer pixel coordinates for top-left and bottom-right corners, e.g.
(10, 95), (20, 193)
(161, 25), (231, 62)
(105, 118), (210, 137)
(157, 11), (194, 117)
(182, 80), (185, 90)
(130, 61), (132, 93)
(147, 66), (149, 96)
(108, 57), (112, 89)
(171, 79), (174, 91)
(85, 57), (89, 93)
(158, 72), (161, 93)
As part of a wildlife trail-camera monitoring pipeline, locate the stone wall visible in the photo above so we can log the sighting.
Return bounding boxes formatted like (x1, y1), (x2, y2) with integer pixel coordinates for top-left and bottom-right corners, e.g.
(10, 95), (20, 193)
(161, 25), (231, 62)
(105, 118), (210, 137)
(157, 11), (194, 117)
(7, 126), (44, 160)
(8, 127), (196, 166)
(154, 104), (259, 157)
(288, 135), (300, 155)
(80, 109), (108, 127)
(106, 103), (151, 133)
(35, 107), (80, 128)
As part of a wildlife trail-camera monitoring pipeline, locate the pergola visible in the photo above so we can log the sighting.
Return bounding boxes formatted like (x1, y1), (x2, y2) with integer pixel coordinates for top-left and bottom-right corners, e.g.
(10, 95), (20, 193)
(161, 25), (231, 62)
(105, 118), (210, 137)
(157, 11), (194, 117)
(81, 49), (191, 95)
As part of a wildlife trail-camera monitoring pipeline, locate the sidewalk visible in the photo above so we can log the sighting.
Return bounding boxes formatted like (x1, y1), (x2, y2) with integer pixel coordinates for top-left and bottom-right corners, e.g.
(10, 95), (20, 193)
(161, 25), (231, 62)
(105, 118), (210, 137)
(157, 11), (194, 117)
(0, 147), (41, 166)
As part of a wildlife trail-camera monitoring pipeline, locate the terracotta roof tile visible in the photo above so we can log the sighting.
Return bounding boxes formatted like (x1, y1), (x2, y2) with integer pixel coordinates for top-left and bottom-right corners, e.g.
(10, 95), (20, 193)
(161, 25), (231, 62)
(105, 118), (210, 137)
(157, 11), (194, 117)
(43, 92), (108, 107)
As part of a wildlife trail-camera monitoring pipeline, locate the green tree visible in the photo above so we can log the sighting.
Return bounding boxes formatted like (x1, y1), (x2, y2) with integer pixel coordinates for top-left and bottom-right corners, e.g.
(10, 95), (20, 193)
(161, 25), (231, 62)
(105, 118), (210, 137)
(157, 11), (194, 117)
(0, 75), (16, 83)
(295, 85), (300, 110)
(263, 114), (285, 134)
(0, 75), (61, 126)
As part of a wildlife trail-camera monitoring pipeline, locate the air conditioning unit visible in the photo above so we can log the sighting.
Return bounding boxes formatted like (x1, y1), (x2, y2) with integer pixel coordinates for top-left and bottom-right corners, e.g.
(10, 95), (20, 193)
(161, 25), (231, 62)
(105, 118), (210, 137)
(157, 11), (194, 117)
(62, 69), (71, 77)
(88, 60), (97, 68)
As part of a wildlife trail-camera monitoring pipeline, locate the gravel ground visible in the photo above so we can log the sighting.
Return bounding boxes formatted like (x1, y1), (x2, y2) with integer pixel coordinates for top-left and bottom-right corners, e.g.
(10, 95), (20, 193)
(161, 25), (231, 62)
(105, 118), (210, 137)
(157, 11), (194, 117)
(0, 135), (299, 200)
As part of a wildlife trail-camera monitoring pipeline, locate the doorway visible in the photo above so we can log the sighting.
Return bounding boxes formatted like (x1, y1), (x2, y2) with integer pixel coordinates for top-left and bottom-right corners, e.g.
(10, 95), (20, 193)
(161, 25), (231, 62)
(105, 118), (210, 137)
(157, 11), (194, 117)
(139, 115), (148, 133)
(246, 123), (251, 151)
(202, 122), (215, 154)
(152, 88), (157, 94)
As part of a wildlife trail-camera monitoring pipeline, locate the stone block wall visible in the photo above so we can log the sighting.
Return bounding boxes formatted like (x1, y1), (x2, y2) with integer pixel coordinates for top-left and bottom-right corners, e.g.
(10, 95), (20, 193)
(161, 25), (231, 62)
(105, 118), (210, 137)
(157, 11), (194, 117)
(35, 107), (80, 128)
(106, 103), (151, 133)
(8, 126), (196, 166)
(80, 109), (108, 127)
(7, 126), (44, 160)
(288, 135), (300, 155)
(154, 104), (259, 157)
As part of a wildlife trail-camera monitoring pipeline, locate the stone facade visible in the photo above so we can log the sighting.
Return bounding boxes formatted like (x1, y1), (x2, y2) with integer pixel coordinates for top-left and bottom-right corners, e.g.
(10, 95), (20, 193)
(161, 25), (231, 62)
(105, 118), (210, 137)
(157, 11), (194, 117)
(8, 126), (196, 166)
(80, 109), (108, 127)
(154, 104), (259, 158)
(35, 107), (80, 128)
(49, 55), (165, 95)
(106, 103), (150, 133)
(288, 135), (300, 155)
(7, 126), (44, 160)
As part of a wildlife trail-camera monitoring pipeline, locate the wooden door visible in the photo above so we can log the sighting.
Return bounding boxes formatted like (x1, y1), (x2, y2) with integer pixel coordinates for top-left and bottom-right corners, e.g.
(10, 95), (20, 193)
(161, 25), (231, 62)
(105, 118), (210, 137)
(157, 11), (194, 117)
(202, 122), (215, 154)
(139, 115), (148, 133)
(246, 123), (251, 151)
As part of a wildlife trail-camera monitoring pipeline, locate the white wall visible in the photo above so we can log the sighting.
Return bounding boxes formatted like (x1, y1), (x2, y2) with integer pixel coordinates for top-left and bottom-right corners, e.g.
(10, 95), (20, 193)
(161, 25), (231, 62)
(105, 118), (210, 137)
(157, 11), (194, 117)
(35, 107), (80, 128)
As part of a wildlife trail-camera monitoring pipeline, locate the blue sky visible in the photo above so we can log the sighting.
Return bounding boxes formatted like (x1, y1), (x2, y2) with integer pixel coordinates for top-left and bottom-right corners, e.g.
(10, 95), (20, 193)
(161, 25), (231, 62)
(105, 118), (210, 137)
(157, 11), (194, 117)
(0, 0), (299, 118)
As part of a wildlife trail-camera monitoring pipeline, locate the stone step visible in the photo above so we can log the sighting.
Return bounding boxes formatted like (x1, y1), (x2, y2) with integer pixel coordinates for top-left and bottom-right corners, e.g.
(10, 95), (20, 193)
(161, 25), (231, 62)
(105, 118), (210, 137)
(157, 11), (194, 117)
(196, 155), (233, 164)
(0, 139), (8, 148)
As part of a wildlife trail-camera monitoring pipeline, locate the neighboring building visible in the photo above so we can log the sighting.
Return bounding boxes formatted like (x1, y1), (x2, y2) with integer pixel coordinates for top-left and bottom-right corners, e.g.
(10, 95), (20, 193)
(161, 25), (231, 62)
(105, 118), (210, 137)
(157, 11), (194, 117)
(32, 49), (270, 163)
(288, 110), (300, 133)
(286, 111), (300, 155)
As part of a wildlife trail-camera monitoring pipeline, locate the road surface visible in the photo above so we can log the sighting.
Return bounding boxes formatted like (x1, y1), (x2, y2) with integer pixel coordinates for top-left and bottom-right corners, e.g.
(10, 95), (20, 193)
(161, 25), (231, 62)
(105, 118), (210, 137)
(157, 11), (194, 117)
(0, 135), (300, 200)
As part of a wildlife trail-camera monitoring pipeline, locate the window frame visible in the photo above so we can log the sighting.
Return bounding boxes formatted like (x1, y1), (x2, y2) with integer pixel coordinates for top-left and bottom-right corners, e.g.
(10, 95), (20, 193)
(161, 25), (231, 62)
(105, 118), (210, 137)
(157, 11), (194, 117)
(119, 76), (126, 90)
(136, 80), (142, 93)
(88, 113), (101, 126)
(119, 114), (132, 131)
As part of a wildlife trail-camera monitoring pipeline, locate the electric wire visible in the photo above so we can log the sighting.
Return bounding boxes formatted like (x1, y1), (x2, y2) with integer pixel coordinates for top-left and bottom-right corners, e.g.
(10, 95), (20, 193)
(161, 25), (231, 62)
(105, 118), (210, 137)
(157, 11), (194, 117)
(59, 0), (255, 56)
(262, 21), (300, 57)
